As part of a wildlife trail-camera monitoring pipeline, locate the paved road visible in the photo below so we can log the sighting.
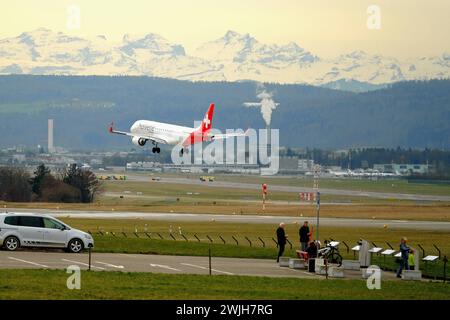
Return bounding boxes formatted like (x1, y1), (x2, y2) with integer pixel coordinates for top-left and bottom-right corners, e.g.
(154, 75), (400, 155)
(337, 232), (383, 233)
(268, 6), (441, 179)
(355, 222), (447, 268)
(8, 208), (450, 231)
(128, 176), (450, 202)
(0, 250), (398, 280)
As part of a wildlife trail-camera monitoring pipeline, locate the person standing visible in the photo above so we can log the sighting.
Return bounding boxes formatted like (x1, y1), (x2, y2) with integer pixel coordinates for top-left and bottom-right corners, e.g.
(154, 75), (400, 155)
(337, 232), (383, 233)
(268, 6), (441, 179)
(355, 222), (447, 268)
(408, 249), (415, 270)
(396, 237), (410, 278)
(299, 221), (310, 251)
(276, 222), (287, 262)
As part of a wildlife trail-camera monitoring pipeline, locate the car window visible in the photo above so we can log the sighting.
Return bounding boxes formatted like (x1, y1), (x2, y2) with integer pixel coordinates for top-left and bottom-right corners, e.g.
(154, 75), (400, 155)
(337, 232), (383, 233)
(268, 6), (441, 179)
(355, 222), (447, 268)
(4, 216), (20, 226)
(18, 216), (44, 228)
(43, 218), (64, 229)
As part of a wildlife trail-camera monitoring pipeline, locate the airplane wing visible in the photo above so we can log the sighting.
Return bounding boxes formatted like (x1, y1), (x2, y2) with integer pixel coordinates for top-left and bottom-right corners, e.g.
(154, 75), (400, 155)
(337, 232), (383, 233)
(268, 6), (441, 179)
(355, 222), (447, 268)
(108, 123), (168, 145)
(209, 129), (250, 141)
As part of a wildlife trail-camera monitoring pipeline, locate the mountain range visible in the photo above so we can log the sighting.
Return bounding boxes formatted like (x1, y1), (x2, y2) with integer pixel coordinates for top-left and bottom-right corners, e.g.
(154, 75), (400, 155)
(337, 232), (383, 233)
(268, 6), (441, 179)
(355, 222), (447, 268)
(0, 28), (449, 91)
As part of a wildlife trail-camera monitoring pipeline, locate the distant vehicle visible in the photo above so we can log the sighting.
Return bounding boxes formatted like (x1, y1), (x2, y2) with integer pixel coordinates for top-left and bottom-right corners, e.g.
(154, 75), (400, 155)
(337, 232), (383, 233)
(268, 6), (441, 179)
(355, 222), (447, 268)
(200, 176), (215, 182)
(109, 103), (248, 155)
(97, 175), (126, 180)
(151, 177), (161, 181)
(0, 213), (93, 253)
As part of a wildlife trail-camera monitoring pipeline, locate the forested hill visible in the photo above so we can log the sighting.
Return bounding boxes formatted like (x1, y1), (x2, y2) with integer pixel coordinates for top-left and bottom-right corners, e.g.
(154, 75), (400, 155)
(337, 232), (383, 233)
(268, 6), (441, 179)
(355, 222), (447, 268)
(0, 75), (448, 149)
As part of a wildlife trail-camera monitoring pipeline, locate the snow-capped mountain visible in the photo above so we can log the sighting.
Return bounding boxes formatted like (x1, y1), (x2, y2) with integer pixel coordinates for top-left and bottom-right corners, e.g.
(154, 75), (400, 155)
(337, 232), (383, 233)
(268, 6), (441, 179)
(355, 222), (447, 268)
(0, 28), (448, 87)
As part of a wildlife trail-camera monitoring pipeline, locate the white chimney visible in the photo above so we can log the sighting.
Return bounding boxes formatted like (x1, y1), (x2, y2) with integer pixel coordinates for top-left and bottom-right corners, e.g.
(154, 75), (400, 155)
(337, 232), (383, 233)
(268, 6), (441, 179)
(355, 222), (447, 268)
(48, 119), (54, 153)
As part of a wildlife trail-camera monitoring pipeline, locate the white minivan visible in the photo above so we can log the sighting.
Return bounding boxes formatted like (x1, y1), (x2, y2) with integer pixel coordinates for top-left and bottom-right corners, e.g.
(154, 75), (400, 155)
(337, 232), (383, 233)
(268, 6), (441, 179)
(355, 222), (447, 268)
(0, 213), (94, 253)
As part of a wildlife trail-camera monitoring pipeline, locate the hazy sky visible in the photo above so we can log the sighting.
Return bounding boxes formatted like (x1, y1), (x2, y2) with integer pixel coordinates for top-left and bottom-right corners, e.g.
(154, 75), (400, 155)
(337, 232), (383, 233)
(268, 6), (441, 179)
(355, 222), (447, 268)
(1, 0), (449, 58)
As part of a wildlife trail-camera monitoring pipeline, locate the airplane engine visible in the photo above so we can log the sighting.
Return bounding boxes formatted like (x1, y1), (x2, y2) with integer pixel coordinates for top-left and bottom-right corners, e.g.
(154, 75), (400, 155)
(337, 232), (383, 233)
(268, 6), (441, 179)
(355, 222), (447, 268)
(132, 136), (147, 146)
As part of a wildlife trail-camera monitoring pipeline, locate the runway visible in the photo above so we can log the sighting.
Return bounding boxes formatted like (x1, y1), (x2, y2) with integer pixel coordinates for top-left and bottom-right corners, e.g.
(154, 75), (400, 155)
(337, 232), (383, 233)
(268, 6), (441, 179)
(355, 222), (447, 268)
(8, 208), (450, 231)
(0, 250), (398, 280)
(127, 176), (450, 202)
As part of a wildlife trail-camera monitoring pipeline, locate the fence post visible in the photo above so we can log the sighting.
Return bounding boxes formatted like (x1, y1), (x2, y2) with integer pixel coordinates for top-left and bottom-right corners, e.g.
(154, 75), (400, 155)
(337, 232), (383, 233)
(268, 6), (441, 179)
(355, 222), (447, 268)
(232, 236), (239, 246)
(157, 233), (163, 240)
(88, 245), (92, 271)
(272, 238), (278, 247)
(209, 247), (212, 276)
(286, 239), (293, 250)
(433, 244), (441, 259)
(245, 236), (252, 247)
(194, 234), (201, 242)
(206, 235), (213, 243)
(170, 233), (176, 241)
(219, 235), (226, 244)
(182, 234), (188, 242)
(417, 244), (426, 258)
(342, 241), (349, 254)
(443, 256), (448, 283)
(386, 242), (393, 249)
(145, 232), (151, 238)
(258, 237), (265, 248)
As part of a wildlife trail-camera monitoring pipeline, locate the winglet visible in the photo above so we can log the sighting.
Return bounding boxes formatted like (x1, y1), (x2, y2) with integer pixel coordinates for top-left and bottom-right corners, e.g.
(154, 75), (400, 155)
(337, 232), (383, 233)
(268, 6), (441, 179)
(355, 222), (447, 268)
(109, 122), (114, 133)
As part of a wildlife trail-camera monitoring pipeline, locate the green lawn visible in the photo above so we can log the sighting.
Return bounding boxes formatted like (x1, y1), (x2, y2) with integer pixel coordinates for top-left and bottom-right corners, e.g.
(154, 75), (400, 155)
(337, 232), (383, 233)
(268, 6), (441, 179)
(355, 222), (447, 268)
(1, 269), (448, 300)
(138, 172), (450, 196)
(61, 218), (450, 258)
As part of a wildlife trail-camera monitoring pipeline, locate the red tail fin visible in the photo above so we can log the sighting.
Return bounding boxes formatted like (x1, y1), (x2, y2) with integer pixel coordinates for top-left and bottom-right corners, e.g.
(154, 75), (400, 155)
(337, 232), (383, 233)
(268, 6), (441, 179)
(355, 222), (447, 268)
(182, 103), (215, 147)
(201, 103), (214, 133)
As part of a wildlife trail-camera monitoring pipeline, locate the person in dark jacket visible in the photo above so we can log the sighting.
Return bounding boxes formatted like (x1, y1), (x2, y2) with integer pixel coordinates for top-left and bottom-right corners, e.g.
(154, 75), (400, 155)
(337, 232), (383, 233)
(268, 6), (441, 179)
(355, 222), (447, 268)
(299, 221), (310, 251)
(396, 237), (411, 278)
(306, 241), (318, 258)
(276, 222), (287, 262)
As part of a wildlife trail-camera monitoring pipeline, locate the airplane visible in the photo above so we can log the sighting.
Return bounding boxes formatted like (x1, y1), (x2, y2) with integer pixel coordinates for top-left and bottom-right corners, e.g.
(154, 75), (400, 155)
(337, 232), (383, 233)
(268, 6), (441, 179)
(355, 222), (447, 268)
(109, 103), (246, 155)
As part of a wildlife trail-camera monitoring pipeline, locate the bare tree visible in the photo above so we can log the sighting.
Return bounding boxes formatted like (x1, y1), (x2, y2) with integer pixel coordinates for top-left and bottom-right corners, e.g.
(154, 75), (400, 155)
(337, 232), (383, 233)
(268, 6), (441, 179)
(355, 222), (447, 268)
(0, 167), (32, 202)
(63, 165), (102, 203)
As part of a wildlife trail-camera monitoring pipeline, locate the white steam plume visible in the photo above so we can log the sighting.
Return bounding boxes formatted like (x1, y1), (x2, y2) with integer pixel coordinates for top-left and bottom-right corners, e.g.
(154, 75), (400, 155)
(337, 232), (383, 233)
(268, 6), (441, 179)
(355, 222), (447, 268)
(243, 84), (279, 125)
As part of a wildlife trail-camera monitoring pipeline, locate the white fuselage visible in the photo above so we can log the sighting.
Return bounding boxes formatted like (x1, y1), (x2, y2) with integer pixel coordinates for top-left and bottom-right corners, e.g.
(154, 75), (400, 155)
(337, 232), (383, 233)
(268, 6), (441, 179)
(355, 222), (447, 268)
(130, 120), (195, 145)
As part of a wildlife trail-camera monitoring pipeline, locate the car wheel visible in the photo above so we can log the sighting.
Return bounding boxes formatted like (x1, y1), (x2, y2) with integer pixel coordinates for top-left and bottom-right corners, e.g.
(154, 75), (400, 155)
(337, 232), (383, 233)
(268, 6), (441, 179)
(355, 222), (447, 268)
(4, 236), (20, 251)
(68, 238), (84, 253)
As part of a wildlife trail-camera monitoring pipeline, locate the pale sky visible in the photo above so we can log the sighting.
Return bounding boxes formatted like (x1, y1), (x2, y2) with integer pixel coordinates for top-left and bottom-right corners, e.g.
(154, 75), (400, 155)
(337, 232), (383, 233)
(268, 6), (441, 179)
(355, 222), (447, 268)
(1, 0), (449, 58)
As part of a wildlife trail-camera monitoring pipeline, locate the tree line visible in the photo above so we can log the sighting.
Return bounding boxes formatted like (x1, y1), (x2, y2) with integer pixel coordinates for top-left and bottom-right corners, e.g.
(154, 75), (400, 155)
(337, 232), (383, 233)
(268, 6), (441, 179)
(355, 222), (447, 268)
(0, 164), (102, 203)
(0, 75), (448, 149)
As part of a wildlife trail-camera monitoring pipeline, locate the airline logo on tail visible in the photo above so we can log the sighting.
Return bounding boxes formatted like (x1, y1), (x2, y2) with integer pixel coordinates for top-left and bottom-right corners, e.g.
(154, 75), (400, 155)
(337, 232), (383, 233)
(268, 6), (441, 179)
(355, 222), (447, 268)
(183, 103), (214, 146)
(201, 103), (214, 133)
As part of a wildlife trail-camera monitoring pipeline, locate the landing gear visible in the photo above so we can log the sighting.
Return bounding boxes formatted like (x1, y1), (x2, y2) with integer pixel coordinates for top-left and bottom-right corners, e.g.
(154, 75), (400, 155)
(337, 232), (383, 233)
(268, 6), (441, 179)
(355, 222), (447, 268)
(151, 142), (161, 153)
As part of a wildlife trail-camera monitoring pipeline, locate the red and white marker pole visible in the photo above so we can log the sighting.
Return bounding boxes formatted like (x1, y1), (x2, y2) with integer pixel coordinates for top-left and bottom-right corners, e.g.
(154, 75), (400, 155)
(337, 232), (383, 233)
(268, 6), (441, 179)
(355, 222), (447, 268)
(262, 183), (267, 211)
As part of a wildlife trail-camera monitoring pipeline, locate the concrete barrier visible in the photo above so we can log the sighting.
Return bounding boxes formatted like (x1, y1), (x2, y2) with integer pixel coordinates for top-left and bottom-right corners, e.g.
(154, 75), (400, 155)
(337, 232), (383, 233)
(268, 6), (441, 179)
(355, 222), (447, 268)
(315, 265), (328, 275)
(402, 270), (422, 281)
(328, 266), (345, 278)
(279, 257), (290, 267)
(342, 260), (360, 270)
(289, 258), (306, 269)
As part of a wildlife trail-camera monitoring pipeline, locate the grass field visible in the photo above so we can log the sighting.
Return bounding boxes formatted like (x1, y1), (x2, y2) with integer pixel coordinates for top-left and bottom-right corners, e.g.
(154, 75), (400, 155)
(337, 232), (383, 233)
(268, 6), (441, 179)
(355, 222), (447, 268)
(138, 172), (450, 196)
(62, 219), (450, 252)
(3, 177), (450, 221)
(1, 269), (448, 300)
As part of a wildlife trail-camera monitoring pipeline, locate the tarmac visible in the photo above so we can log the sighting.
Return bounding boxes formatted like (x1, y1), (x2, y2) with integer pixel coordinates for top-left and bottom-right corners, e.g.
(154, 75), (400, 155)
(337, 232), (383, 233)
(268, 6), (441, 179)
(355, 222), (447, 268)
(0, 250), (399, 280)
